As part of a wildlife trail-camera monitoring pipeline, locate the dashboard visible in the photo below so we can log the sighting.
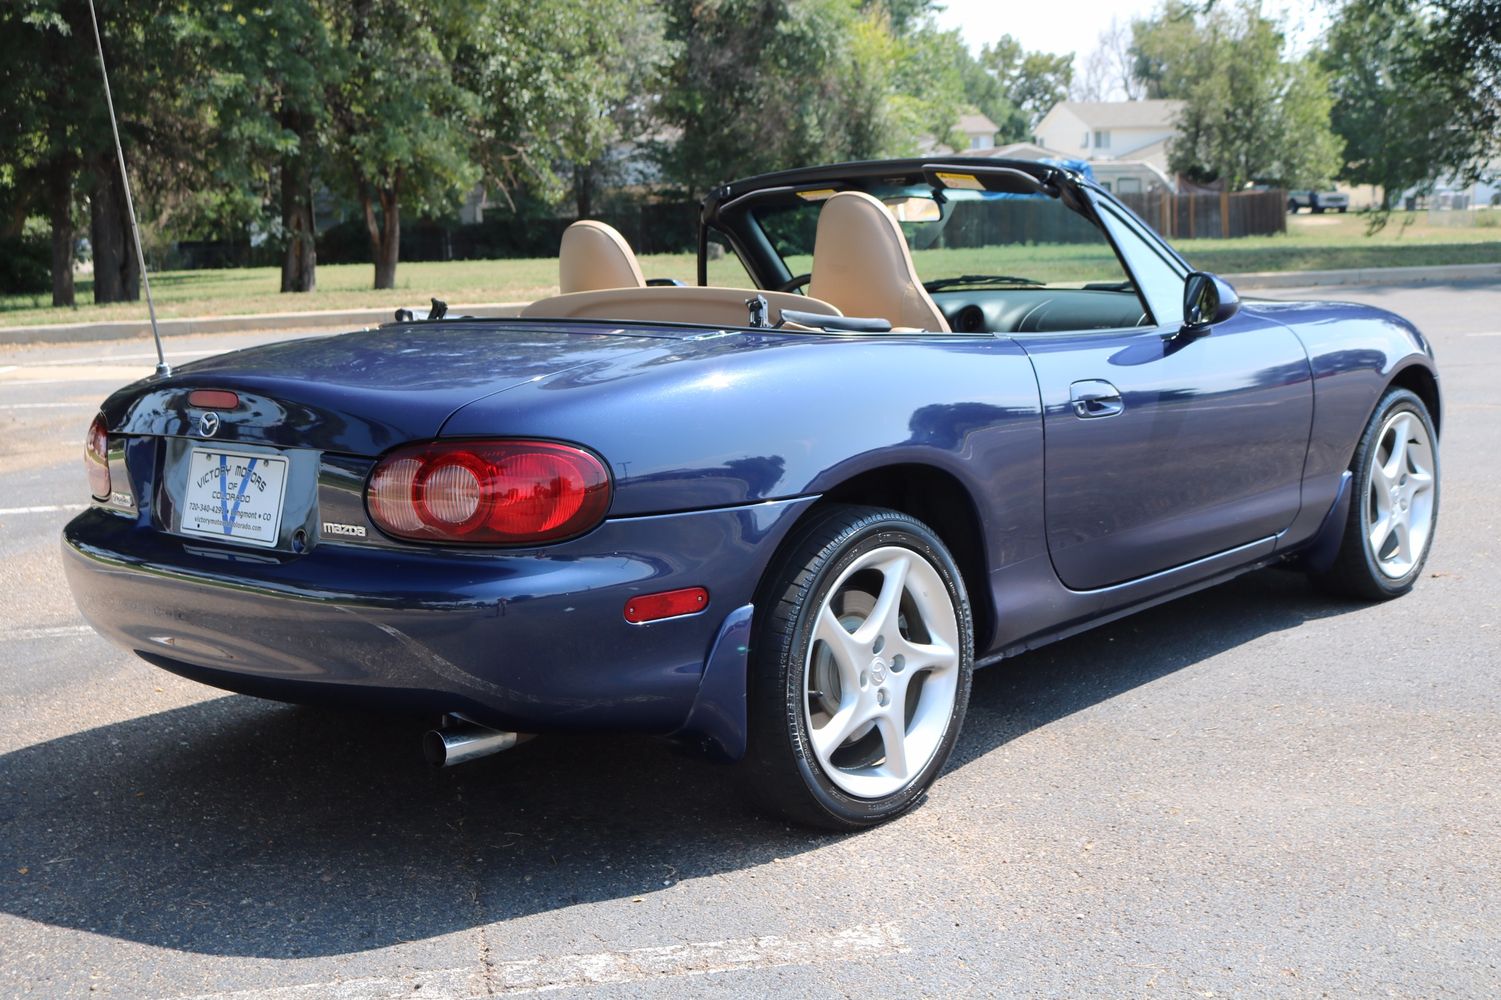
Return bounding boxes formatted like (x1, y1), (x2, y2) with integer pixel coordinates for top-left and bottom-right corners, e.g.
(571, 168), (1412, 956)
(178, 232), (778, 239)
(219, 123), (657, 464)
(933, 288), (1152, 335)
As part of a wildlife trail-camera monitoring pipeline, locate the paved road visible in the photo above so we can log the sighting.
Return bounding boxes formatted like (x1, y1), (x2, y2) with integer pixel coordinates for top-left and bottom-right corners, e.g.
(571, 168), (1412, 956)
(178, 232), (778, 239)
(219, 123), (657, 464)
(1, 285), (1497, 998)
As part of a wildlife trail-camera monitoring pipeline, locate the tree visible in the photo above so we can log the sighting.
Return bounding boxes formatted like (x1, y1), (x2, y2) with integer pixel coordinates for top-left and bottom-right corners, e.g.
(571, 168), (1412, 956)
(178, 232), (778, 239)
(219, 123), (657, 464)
(553, 3), (670, 219)
(180, 1), (333, 292)
(842, 12), (968, 158)
(1322, 0), (1455, 211)
(955, 41), (1024, 142)
(0, 3), (84, 305)
(657, 0), (872, 198)
(455, 0), (670, 221)
(1325, 0), (1498, 206)
(1074, 18), (1144, 102)
(1134, 2), (1343, 190)
(1414, 0), (1500, 185)
(324, 0), (479, 290)
(1, 0), (212, 305)
(978, 36), (1074, 131)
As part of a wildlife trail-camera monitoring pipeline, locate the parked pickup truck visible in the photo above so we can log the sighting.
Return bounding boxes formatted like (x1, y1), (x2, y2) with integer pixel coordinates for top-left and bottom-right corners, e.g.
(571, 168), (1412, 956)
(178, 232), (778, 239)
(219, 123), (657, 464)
(1288, 190), (1350, 214)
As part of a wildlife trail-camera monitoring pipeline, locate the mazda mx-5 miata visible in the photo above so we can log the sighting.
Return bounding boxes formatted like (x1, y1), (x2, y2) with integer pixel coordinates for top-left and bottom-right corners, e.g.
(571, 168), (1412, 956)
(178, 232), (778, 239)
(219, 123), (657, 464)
(64, 158), (1441, 829)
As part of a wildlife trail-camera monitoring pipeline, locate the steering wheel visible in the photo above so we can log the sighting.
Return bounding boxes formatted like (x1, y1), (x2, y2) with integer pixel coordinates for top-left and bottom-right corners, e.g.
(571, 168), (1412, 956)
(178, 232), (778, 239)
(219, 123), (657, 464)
(776, 272), (813, 293)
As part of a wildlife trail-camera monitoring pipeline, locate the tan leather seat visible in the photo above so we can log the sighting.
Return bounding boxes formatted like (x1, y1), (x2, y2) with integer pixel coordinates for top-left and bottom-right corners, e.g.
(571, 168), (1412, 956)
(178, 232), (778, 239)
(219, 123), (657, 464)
(807, 191), (950, 332)
(558, 220), (646, 294)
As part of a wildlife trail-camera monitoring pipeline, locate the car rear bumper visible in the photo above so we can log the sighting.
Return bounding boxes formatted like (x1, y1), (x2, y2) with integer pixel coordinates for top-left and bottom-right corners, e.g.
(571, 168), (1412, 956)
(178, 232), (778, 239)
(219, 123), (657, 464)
(62, 497), (814, 751)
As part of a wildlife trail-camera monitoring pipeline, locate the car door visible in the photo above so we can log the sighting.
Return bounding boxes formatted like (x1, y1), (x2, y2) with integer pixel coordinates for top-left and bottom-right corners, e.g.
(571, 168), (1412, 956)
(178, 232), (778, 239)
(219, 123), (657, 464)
(1018, 196), (1314, 591)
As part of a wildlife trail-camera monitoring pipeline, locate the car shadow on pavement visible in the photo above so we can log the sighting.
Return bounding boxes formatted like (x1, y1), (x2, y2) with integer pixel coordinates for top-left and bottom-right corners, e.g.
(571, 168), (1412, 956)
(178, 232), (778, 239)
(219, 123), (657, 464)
(0, 567), (1360, 958)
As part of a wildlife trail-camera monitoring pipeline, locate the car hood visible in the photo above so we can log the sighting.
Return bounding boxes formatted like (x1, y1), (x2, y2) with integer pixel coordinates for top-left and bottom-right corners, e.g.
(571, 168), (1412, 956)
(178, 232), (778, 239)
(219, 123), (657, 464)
(98, 321), (730, 455)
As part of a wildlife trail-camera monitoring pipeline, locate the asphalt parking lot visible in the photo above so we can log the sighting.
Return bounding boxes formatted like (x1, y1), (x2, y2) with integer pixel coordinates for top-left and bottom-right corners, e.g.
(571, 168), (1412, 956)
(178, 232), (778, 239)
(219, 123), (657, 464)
(1, 282), (1497, 998)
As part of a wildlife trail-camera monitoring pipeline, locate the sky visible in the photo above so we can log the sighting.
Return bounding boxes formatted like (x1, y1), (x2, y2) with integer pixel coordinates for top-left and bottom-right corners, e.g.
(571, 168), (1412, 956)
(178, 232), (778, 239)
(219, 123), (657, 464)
(931, 0), (1333, 77)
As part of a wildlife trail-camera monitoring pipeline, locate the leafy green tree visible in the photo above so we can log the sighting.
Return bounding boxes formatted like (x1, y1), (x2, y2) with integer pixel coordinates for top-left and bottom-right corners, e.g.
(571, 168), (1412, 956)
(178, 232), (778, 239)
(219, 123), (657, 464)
(1325, 0), (1498, 206)
(955, 45), (1023, 142)
(1, 3), (86, 305)
(841, 11), (967, 158)
(1, 0), (211, 305)
(657, 0), (872, 197)
(1322, 0), (1455, 211)
(1415, 0), (1499, 185)
(455, 0), (670, 221)
(553, 2), (671, 219)
(656, 0), (998, 195)
(323, 0), (480, 289)
(180, 1), (333, 292)
(978, 36), (1074, 132)
(1130, 1), (1200, 100)
(1134, 1), (1343, 190)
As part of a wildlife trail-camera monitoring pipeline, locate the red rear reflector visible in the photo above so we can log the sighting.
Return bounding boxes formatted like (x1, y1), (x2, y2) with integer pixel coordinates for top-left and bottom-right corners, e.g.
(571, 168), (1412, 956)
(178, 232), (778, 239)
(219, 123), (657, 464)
(624, 587), (709, 624)
(188, 389), (240, 409)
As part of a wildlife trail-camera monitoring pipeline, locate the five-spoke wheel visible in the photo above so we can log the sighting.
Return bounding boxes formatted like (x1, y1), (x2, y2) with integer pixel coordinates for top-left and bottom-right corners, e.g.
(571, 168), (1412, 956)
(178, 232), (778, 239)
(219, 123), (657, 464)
(1312, 387), (1440, 599)
(743, 505), (972, 830)
(804, 546), (961, 799)
(1364, 408), (1437, 579)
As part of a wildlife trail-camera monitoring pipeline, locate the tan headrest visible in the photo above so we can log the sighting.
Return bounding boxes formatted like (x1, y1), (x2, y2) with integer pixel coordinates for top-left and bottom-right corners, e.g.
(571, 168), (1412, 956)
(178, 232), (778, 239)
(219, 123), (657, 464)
(559, 220), (646, 294)
(807, 192), (950, 332)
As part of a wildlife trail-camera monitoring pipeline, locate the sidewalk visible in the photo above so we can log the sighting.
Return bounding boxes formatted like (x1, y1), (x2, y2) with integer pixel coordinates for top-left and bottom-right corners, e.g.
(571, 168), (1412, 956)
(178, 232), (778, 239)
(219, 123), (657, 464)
(1226, 261), (1501, 290)
(2, 262), (1497, 345)
(0, 302), (528, 347)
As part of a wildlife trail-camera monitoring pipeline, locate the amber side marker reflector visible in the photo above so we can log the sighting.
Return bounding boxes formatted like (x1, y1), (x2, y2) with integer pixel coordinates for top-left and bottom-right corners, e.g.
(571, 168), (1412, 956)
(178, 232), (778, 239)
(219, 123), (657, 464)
(624, 587), (709, 624)
(187, 389), (240, 409)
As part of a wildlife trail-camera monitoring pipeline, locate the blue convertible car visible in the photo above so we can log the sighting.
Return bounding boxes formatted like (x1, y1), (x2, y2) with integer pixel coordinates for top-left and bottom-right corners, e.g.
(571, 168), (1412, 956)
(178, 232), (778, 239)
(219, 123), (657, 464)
(64, 159), (1441, 829)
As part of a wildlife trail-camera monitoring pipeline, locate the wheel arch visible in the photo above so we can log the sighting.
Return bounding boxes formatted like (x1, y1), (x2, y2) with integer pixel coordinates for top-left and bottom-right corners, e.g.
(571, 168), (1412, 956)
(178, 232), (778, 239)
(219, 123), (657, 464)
(1387, 361), (1441, 435)
(763, 462), (995, 655)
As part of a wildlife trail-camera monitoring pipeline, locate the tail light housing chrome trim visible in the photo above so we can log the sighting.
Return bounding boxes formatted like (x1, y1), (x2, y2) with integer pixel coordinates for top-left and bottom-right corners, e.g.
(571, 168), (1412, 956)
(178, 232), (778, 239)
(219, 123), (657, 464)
(85, 413), (111, 499)
(365, 439), (611, 545)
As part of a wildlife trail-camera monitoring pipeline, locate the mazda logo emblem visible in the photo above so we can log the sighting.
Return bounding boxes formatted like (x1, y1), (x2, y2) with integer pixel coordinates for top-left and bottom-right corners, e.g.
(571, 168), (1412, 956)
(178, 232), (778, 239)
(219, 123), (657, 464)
(198, 411), (220, 438)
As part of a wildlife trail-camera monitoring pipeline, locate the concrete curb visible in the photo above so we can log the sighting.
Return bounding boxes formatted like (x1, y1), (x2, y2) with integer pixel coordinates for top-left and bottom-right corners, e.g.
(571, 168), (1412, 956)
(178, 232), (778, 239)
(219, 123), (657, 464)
(1226, 262), (1501, 290)
(0, 302), (527, 347)
(2, 262), (1497, 345)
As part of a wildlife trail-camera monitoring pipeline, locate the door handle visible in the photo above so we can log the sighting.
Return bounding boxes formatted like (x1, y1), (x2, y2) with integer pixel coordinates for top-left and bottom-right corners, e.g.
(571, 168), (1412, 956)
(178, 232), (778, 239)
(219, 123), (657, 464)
(1069, 380), (1124, 418)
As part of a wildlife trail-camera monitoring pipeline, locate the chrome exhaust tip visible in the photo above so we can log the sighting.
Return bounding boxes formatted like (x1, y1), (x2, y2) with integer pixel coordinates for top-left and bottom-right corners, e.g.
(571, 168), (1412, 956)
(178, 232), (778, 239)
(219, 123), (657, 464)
(423, 716), (530, 767)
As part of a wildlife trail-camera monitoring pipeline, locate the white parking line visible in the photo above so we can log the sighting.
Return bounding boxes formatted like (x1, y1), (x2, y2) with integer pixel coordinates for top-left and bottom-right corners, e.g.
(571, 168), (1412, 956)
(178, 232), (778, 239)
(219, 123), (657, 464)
(1466, 331), (1501, 337)
(0, 504), (88, 516)
(175, 923), (906, 1000)
(0, 401), (94, 410)
(0, 375), (143, 386)
(2, 625), (94, 641)
(40, 349), (215, 366)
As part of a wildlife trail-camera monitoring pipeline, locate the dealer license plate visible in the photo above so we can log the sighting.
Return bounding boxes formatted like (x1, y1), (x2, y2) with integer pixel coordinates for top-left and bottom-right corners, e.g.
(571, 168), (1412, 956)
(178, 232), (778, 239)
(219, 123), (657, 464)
(180, 448), (289, 548)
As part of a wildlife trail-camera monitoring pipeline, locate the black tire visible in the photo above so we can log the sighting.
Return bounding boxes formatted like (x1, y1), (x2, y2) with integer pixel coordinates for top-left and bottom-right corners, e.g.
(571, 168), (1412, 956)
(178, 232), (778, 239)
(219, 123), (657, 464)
(742, 504), (973, 830)
(1310, 387), (1439, 600)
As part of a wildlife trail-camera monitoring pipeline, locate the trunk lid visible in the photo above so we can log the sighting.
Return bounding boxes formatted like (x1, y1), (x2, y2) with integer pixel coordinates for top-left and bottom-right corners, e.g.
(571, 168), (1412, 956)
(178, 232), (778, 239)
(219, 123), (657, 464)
(100, 321), (698, 455)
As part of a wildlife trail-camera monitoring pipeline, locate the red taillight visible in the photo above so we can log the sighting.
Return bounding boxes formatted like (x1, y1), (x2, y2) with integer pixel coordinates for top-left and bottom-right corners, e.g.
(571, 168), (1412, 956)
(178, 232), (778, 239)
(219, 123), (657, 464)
(85, 413), (110, 499)
(366, 440), (611, 545)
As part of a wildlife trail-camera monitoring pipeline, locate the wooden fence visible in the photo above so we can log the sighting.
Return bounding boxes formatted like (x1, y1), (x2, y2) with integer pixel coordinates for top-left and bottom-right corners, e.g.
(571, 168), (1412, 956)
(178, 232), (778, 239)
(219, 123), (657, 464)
(1117, 189), (1288, 240)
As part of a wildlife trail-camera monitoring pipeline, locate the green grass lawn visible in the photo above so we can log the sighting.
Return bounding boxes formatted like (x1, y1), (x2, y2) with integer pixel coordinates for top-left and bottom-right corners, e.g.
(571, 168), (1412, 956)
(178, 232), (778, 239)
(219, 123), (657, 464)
(3, 211), (1496, 328)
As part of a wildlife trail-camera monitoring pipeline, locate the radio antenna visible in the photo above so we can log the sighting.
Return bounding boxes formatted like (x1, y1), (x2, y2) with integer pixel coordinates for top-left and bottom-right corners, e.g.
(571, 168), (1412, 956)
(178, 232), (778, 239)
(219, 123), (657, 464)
(85, 0), (169, 377)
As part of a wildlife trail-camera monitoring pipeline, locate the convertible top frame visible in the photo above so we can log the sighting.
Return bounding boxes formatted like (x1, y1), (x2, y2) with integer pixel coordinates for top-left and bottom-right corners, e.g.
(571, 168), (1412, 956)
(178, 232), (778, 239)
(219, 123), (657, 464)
(695, 157), (1079, 288)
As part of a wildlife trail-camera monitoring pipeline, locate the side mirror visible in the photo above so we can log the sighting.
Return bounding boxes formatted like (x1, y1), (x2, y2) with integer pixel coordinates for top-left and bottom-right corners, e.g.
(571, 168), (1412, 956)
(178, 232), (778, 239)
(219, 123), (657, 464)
(1181, 271), (1240, 333)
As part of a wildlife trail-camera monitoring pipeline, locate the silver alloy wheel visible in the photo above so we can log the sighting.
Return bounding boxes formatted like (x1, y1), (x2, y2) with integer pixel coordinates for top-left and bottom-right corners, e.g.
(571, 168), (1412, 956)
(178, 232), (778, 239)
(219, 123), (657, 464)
(803, 545), (960, 799)
(1366, 409), (1437, 579)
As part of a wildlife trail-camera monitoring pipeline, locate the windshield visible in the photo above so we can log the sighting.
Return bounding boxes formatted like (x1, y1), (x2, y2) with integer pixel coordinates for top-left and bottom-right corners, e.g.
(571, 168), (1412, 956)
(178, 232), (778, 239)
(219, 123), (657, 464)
(751, 185), (1135, 291)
